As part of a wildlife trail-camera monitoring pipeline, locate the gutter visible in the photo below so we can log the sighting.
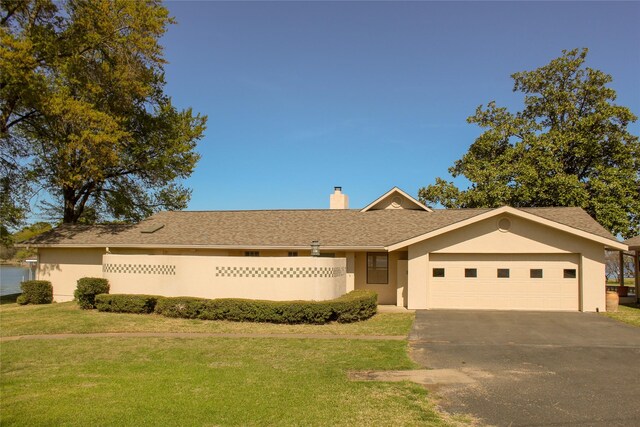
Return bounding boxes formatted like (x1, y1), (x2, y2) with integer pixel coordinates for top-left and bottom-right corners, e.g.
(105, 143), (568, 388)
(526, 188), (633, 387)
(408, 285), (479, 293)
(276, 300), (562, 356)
(25, 244), (388, 252)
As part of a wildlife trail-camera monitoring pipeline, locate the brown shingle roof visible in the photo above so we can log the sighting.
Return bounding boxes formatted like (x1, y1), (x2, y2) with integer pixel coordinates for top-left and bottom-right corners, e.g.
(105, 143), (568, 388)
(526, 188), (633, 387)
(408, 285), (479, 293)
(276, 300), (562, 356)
(27, 206), (619, 249)
(624, 235), (640, 249)
(517, 207), (615, 241)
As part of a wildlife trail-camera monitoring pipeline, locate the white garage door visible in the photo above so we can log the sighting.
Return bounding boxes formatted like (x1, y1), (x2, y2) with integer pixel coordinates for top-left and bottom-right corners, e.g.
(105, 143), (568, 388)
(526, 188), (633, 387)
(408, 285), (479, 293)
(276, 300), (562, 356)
(429, 253), (579, 311)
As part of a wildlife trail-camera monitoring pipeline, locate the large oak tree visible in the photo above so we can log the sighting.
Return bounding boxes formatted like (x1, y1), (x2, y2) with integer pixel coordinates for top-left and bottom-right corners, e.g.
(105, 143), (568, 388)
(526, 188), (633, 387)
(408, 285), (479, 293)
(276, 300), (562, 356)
(419, 48), (639, 238)
(1, 0), (206, 225)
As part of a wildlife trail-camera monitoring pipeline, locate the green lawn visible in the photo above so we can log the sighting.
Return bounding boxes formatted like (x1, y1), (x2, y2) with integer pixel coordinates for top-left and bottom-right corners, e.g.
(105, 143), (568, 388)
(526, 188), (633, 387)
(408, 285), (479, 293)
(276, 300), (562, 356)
(1, 337), (468, 426)
(0, 301), (414, 337)
(0, 303), (471, 426)
(606, 278), (635, 286)
(602, 304), (640, 327)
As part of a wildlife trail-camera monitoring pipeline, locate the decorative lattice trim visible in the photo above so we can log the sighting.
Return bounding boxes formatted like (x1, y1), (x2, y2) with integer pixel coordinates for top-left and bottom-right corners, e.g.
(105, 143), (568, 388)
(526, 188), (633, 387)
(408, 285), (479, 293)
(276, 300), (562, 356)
(103, 263), (176, 275)
(215, 266), (346, 279)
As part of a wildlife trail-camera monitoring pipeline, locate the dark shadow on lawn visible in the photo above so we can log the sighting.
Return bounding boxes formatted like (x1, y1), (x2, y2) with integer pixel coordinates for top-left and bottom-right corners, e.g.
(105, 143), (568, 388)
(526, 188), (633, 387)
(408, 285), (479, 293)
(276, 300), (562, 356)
(0, 293), (20, 304)
(621, 303), (640, 309)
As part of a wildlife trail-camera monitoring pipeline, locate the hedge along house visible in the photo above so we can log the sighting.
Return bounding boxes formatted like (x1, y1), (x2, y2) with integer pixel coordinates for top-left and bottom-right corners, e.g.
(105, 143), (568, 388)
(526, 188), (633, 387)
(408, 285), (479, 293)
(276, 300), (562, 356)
(26, 187), (627, 312)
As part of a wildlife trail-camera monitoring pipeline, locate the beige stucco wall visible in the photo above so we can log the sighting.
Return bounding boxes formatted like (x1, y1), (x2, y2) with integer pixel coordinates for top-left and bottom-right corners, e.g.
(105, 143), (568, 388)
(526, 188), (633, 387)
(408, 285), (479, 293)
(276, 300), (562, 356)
(37, 248), (105, 302)
(405, 214), (607, 312)
(577, 243), (606, 312)
(354, 251), (407, 305)
(103, 254), (346, 301)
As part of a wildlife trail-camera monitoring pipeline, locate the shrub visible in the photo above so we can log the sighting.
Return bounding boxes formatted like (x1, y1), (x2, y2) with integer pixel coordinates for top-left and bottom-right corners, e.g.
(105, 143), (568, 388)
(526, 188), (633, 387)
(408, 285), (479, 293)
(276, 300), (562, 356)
(332, 289), (378, 323)
(193, 298), (337, 324)
(154, 297), (207, 319)
(75, 277), (109, 309)
(95, 294), (161, 314)
(154, 290), (378, 324)
(18, 280), (53, 305)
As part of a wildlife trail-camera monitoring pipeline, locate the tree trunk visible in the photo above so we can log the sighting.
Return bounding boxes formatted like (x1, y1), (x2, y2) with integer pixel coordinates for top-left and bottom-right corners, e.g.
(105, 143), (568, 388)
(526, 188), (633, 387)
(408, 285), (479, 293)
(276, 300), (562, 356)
(62, 187), (80, 224)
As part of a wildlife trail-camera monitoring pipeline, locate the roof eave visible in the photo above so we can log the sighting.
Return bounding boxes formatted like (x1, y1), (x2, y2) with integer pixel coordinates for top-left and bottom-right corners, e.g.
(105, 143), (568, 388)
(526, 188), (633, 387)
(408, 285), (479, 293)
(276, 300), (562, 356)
(28, 243), (387, 251)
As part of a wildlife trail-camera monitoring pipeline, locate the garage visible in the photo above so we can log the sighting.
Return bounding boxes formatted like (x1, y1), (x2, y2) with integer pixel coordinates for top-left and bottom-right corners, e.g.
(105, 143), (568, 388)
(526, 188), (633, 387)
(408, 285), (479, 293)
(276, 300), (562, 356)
(428, 253), (580, 311)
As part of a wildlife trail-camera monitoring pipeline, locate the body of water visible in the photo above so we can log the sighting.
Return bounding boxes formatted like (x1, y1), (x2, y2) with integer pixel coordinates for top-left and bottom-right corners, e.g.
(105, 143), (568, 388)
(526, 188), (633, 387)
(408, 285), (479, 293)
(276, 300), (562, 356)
(0, 265), (33, 295)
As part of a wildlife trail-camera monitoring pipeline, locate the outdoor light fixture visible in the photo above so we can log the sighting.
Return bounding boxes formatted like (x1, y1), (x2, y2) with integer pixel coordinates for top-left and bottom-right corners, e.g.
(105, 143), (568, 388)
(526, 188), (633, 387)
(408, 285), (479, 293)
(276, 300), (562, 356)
(311, 240), (320, 257)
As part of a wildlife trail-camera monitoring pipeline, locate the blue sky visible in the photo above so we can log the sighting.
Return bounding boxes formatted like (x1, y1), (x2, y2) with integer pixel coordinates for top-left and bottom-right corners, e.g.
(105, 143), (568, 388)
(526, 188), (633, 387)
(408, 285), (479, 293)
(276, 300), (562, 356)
(160, 1), (640, 211)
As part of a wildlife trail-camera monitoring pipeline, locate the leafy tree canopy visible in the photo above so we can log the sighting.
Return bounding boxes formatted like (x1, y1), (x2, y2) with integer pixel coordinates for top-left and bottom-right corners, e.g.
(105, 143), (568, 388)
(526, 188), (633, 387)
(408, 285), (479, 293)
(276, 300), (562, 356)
(0, 221), (51, 260)
(419, 48), (640, 238)
(1, 0), (207, 226)
(11, 221), (51, 243)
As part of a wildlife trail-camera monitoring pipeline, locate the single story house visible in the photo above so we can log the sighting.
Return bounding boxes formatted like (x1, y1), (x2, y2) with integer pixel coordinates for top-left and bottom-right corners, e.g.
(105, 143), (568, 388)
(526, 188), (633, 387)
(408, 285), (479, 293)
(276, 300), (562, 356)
(27, 187), (627, 312)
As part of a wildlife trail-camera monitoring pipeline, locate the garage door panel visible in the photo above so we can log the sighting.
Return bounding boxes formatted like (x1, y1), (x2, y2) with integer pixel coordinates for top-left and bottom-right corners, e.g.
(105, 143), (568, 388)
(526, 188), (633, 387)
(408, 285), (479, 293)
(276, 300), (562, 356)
(429, 254), (579, 311)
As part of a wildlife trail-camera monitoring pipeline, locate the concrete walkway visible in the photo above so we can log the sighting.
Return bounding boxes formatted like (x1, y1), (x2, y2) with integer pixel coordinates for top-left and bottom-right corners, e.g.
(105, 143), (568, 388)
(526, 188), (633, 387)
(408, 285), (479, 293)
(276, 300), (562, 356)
(0, 331), (407, 342)
(377, 305), (415, 313)
(348, 368), (477, 387)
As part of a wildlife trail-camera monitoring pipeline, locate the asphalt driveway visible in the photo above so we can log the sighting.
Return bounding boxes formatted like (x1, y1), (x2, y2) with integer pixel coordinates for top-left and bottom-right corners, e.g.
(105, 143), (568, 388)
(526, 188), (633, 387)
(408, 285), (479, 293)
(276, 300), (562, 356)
(409, 310), (640, 427)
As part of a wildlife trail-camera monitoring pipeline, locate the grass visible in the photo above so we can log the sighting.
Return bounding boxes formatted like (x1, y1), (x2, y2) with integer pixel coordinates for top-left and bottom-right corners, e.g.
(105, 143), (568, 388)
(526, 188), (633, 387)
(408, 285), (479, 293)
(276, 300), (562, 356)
(0, 301), (414, 337)
(602, 303), (640, 327)
(0, 302), (469, 426)
(606, 278), (635, 286)
(0, 337), (470, 426)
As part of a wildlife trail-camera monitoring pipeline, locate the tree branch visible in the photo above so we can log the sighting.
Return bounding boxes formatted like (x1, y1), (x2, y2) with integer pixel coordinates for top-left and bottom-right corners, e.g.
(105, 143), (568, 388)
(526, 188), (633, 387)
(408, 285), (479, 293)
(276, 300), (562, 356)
(1, 2), (21, 26)
(5, 110), (40, 130)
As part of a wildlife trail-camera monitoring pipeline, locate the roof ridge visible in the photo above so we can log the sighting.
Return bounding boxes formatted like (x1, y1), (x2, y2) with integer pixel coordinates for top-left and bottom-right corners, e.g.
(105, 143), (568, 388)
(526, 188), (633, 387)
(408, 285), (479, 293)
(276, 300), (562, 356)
(161, 209), (362, 213)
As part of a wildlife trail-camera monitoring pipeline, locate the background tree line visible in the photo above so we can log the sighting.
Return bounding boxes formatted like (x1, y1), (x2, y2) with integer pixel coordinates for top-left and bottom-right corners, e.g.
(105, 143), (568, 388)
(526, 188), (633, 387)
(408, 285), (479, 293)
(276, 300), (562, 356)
(0, 221), (51, 261)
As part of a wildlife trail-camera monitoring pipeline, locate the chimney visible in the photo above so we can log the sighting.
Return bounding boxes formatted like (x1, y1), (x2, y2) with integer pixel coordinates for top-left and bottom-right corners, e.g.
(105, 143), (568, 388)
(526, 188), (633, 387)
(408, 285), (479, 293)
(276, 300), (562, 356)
(330, 186), (349, 209)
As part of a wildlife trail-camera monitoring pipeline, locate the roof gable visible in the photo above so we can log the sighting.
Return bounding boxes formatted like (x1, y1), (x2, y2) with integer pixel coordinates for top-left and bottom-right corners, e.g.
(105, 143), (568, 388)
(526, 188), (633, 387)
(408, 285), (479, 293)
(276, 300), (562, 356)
(387, 206), (626, 251)
(360, 187), (432, 212)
